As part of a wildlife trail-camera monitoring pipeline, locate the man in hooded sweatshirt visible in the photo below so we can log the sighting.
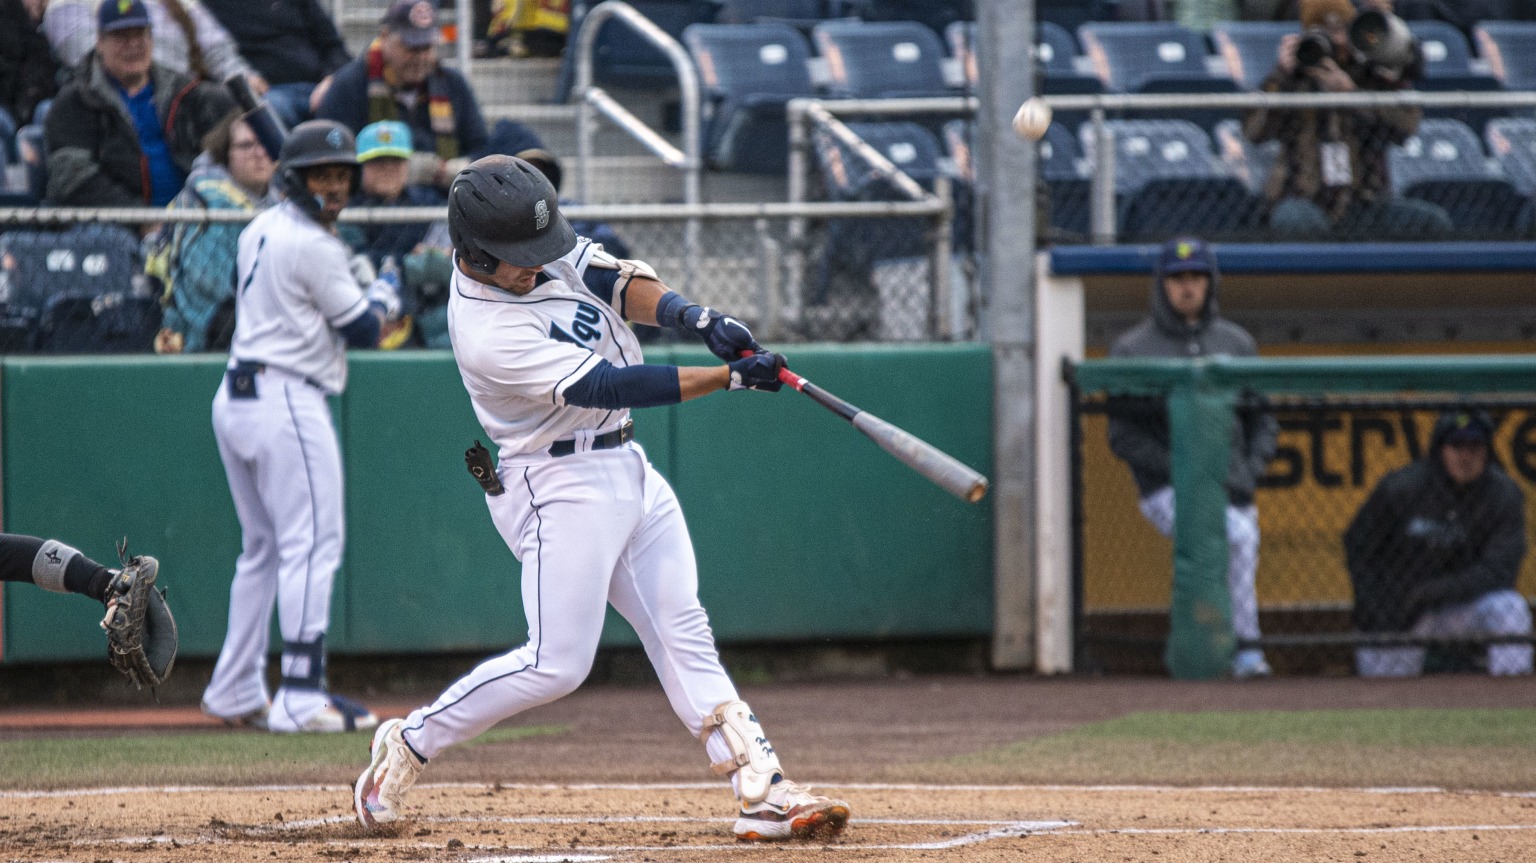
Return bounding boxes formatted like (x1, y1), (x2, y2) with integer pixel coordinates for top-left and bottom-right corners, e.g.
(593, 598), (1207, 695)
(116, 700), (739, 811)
(1345, 409), (1533, 677)
(1107, 236), (1280, 679)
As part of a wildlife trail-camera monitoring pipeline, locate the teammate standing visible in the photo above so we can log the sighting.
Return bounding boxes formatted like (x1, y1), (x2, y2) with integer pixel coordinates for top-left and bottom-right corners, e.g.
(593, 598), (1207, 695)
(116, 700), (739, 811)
(201, 120), (401, 734)
(353, 155), (851, 842)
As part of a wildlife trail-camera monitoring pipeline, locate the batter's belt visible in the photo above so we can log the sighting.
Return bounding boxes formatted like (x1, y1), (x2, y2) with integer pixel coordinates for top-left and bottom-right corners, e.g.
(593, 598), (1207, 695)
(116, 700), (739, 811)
(549, 420), (634, 457)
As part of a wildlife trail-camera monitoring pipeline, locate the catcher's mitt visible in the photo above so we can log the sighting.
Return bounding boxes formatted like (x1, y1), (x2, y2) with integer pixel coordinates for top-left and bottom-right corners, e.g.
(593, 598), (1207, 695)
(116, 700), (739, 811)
(100, 546), (178, 688)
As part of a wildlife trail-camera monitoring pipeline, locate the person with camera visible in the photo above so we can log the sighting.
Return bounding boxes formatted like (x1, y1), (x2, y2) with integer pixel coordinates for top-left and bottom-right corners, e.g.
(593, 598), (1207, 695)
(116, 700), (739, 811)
(1242, 0), (1453, 240)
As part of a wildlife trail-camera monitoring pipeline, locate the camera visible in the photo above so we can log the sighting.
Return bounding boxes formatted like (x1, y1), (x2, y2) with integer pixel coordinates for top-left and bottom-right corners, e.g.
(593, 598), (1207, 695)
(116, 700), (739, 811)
(1295, 29), (1334, 69)
(1350, 10), (1418, 79)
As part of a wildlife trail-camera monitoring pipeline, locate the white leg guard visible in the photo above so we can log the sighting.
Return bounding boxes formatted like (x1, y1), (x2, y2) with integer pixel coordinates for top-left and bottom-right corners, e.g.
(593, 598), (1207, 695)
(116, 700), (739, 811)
(701, 700), (781, 804)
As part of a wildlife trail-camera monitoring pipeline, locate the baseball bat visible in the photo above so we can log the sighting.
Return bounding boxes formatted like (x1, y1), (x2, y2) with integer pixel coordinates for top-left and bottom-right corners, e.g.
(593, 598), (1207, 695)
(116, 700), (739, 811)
(224, 74), (287, 162)
(768, 361), (990, 504)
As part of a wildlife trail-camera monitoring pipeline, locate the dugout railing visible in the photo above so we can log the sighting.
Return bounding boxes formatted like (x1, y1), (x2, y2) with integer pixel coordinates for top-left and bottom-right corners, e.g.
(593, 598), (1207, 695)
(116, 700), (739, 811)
(1068, 354), (1536, 679)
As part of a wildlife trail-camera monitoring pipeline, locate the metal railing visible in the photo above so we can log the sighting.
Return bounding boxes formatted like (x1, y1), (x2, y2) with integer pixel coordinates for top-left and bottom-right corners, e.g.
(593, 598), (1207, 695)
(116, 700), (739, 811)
(569, 1), (701, 290)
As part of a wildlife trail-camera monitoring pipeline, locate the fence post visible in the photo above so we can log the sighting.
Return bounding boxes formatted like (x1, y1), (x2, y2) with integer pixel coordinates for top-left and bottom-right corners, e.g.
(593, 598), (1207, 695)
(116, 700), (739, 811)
(1165, 370), (1236, 679)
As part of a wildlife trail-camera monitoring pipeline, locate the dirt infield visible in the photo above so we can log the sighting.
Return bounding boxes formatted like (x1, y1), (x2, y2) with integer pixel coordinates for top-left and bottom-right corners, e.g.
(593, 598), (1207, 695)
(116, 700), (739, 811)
(2, 674), (1534, 862)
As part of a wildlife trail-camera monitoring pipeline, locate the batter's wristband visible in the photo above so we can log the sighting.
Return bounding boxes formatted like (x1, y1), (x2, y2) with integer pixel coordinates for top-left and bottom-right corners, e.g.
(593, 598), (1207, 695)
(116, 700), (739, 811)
(654, 291), (695, 329)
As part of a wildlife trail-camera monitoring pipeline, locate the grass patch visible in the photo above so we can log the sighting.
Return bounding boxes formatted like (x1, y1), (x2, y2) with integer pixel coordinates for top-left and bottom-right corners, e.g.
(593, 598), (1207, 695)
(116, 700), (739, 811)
(913, 709), (1536, 790)
(0, 723), (565, 789)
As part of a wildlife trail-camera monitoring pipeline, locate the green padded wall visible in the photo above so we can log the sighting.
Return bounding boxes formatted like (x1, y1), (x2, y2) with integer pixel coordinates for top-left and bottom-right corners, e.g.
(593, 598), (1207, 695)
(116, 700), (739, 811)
(2, 345), (993, 663)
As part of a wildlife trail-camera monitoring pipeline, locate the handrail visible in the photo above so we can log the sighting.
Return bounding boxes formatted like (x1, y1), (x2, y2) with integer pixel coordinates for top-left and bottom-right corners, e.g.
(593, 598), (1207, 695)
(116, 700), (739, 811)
(571, 0), (701, 205)
(1039, 89), (1536, 111)
(570, 0), (701, 292)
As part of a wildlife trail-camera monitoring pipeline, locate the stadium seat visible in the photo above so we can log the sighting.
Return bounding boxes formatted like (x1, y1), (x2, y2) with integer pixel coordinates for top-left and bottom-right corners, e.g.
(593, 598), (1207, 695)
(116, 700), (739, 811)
(1406, 20), (1477, 78)
(1474, 21), (1536, 91)
(1079, 118), (1262, 240)
(1210, 21), (1295, 90)
(1035, 20), (1081, 76)
(1077, 22), (1224, 93)
(1390, 118), (1527, 236)
(1486, 117), (1536, 195)
(0, 224), (155, 353)
(1038, 120), (1092, 238)
(556, 0), (719, 100)
(13, 125), (45, 202)
(812, 20), (953, 98)
(1213, 118), (1278, 194)
(684, 23), (816, 173)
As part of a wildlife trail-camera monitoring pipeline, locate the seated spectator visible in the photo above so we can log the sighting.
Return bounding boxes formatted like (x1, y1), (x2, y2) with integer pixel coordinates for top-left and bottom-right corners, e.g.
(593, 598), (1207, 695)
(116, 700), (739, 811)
(338, 119), (447, 348)
(44, 0), (236, 213)
(316, 0), (542, 194)
(201, 0), (351, 128)
(1241, 0), (1452, 240)
(150, 113), (278, 354)
(44, 0), (260, 89)
(1346, 410), (1534, 678)
(0, 0), (58, 128)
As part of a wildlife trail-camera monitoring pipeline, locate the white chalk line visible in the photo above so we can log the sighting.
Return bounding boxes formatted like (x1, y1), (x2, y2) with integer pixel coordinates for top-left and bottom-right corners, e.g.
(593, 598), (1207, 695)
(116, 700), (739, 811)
(5, 780), (1535, 800)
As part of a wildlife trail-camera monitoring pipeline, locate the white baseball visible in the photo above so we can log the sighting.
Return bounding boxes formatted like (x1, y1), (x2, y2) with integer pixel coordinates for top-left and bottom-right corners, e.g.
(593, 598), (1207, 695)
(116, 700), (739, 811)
(1012, 97), (1053, 142)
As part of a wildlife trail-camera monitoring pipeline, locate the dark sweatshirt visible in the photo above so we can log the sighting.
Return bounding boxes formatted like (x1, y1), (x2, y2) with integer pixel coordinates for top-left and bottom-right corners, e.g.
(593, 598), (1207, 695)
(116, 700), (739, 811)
(1106, 257), (1279, 505)
(1345, 414), (1527, 633)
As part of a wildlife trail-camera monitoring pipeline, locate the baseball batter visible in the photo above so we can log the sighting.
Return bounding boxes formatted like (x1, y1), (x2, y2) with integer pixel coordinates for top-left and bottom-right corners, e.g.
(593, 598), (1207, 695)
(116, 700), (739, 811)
(200, 120), (401, 734)
(354, 155), (851, 842)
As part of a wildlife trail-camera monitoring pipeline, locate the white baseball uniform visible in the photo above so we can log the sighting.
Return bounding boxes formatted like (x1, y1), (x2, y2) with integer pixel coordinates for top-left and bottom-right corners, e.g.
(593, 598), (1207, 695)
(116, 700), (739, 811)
(202, 200), (375, 732)
(395, 238), (748, 775)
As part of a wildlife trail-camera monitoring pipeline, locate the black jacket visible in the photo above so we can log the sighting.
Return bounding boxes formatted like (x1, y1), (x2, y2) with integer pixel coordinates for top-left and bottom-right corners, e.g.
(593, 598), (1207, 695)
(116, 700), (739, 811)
(44, 53), (235, 206)
(0, 0), (56, 126)
(1345, 416), (1527, 633)
(1106, 259), (1279, 505)
(201, 0), (351, 86)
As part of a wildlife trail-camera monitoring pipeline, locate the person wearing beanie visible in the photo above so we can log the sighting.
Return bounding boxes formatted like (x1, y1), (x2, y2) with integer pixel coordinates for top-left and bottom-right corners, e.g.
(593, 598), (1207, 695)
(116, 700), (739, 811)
(1242, 0), (1451, 240)
(1107, 237), (1280, 679)
(1345, 409), (1533, 677)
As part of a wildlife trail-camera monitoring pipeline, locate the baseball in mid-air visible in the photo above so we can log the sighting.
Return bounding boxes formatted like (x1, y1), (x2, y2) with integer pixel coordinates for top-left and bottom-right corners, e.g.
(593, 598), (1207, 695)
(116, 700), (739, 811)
(1012, 97), (1052, 141)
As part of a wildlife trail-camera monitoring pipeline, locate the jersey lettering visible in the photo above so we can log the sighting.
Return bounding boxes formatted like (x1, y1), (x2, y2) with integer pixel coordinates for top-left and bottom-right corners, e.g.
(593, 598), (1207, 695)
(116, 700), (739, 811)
(549, 322), (581, 345)
(572, 302), (602, 342)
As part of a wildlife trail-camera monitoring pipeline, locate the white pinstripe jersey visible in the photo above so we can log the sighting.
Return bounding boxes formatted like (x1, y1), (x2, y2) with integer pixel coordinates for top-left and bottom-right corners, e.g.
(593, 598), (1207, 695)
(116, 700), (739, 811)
(447, 239), (644, 464)
(228, 201), (372, 393)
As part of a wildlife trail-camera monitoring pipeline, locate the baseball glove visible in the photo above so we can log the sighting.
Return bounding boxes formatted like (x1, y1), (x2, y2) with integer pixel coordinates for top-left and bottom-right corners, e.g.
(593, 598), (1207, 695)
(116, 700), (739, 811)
(100, 545), (178, 689)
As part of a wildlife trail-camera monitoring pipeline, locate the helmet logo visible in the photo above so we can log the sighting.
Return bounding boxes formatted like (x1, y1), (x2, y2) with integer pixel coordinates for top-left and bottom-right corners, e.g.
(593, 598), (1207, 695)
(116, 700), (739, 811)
(534, 199), (549, 231)
(327, 128), (343, 149)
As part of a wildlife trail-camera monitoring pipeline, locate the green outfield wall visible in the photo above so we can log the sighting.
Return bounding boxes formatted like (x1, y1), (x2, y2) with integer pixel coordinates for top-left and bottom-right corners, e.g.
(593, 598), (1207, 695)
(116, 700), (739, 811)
(0, 345), (993, 664)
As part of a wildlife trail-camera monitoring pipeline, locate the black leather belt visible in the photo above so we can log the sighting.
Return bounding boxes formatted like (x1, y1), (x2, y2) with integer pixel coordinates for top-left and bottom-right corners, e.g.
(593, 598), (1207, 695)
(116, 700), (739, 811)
(550, 420), (634, 457)
(231, 359), (325, 391)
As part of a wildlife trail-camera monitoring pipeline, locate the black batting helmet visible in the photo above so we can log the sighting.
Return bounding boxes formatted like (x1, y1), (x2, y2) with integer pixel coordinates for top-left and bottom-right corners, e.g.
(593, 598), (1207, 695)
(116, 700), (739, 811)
(279, 120), (360, 220)
(448, 155), (576, 273)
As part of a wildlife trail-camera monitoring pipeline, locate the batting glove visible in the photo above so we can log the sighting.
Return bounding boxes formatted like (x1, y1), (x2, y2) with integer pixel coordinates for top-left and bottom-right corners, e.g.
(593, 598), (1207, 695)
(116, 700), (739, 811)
(348, 253), (378, 288)
(728, 351), (786, 392)
(682, 304), (763, 361)
(367, 270), (403, 321)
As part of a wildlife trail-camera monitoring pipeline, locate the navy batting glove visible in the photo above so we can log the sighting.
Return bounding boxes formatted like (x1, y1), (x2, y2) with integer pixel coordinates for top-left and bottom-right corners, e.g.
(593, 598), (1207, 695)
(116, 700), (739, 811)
(728, 351), (786, 392)
(682, 304), (763, 361)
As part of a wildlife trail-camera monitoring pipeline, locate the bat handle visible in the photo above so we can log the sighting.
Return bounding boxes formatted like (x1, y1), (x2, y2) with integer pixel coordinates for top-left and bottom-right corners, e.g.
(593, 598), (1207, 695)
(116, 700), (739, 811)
(737, 349), (805, 391)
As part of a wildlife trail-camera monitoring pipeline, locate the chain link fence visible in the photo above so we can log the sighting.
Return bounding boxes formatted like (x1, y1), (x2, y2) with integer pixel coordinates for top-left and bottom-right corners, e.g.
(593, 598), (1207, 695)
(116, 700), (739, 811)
(1074, 391), (1536, 677)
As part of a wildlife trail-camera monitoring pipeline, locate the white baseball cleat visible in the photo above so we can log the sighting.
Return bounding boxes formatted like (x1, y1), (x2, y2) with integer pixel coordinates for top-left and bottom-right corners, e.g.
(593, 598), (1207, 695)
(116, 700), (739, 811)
(733, 778), (850, 842)
(355, 718), (425, 829)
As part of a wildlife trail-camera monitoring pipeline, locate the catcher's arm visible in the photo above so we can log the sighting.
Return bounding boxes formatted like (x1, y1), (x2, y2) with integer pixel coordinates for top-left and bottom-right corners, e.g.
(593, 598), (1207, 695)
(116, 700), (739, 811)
(100, 548), (178, 689)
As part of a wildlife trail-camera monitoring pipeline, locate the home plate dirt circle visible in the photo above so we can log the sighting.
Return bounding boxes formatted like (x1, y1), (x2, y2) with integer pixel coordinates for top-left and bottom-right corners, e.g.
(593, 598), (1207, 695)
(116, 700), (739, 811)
(3, 782), (1534, 863)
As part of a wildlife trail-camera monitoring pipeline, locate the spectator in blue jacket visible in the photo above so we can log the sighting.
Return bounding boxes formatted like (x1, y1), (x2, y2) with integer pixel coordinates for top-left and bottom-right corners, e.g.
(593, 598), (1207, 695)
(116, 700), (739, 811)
(314, 0), (541, 193)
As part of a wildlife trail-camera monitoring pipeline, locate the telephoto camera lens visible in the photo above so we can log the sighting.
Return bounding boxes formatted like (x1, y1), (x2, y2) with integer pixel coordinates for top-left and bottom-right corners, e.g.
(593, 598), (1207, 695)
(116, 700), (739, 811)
(1295, 30), (1333, 68)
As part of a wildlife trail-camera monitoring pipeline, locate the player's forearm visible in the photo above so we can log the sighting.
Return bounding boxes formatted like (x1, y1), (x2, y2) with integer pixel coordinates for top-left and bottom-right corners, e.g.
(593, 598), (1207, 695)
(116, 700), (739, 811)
(678, 365), (730, 401)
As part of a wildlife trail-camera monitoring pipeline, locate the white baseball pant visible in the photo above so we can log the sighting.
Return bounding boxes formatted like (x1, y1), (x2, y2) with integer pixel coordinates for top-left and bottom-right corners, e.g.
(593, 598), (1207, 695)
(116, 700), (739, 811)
(1356, 589), (1534, 677)
(398, 444), (743, 766)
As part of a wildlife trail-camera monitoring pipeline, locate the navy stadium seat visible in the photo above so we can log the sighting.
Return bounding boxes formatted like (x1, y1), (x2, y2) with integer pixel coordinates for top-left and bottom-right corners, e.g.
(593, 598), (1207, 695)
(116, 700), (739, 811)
(1486, 117), (1536, 196)
(1214, 118), (1278, 194)
(812, 20), (952, 99)
(1407, 20), (1476, 78)
(14, 125), (45, 202)
(1474, 22), (1536, 91)
(1077, 22), (1219, 93)
(0, 224), (157, 353)
(684, 23), (816, 173)
(1210, 21), (1294, 90)
(1035, 20), (1081, 76)
(1079, 119), (1262, 240)
(1390, 118), (1527, 236)
(1038, 120), (1092, 238)
(556, 0), (718, 100)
